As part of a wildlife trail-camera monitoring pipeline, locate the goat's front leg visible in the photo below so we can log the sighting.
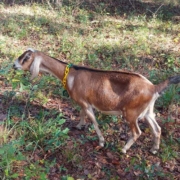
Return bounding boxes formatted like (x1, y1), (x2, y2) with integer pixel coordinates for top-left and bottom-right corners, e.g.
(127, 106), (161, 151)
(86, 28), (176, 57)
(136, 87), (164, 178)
(76, 109), (86, 129)
(85, 106), (105, 147)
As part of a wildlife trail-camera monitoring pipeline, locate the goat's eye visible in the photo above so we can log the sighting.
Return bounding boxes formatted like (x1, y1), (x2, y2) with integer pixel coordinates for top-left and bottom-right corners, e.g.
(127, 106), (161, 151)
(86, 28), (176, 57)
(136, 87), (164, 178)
(22, 55), (30, 64)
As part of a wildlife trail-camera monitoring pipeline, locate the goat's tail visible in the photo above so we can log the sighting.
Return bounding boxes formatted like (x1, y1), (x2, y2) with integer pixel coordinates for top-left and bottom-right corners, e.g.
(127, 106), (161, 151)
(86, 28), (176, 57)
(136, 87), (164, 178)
(155, 75), (180, 94)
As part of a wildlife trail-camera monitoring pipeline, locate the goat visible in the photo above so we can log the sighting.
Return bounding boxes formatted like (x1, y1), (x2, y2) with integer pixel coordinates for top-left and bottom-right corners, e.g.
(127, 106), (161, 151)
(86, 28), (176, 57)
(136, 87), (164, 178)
(13, 49), (180, 154)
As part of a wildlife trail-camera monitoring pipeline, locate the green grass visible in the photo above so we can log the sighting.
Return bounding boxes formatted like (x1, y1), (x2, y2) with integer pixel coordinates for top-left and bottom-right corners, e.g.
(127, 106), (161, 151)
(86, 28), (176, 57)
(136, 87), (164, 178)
(0, 1), (180, 179)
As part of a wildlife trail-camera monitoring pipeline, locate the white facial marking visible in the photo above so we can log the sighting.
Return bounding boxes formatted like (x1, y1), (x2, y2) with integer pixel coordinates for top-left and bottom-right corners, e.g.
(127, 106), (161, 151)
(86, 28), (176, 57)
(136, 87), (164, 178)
(14, 59), (22, 70)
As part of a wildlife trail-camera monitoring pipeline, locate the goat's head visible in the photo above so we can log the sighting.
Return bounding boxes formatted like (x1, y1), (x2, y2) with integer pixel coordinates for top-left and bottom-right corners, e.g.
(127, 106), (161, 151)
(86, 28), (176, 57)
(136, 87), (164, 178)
(13, 48), (41, 79)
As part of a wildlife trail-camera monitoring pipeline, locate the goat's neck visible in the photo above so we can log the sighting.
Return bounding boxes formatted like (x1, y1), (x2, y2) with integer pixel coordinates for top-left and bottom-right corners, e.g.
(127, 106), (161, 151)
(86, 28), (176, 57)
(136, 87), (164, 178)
(40, 55), (67, 81)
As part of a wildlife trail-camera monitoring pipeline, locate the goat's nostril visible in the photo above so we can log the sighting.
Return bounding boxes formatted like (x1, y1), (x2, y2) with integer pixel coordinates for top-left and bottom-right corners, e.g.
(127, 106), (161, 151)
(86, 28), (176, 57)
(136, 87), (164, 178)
(13, 64), (17, 70)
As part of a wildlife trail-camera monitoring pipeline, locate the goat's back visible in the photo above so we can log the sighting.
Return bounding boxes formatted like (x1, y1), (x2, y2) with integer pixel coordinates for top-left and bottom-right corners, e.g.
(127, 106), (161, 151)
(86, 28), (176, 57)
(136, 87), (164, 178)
(68, 69), (155, 112)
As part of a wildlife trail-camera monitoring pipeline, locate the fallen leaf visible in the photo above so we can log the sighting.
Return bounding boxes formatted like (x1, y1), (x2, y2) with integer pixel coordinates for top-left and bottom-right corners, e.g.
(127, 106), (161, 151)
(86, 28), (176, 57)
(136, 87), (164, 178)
(95, 146), (103, 151)
(95, 162), (102, 169)
(134, 170), (141, 176)
(106, 152), (114, 159)
(84, 169), (89, 175)
(112, 159), (120, 165)
(0, 113), (6, 121)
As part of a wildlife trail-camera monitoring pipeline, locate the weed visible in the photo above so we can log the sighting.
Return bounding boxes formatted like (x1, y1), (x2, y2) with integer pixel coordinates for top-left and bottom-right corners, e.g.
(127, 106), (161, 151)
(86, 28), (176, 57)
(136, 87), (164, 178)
(0, 68), (69, 179)
(102, 166), (112, 177)
(59, 165), (68, 173)
(61, 143), (83, 169)
(61, 176), (75, 180)
(0, 139), (26, 179)
(157, 85), (179, 109)
(126, 157), (171, 180)
(0, 1), (179, 179)
(160, 137), (178, 162)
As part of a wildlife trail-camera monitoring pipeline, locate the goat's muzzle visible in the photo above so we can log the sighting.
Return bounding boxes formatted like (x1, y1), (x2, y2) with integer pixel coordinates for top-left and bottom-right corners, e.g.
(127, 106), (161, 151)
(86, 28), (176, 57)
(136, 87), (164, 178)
(13, 64), (17, 70)
(13, 60), (22, 70)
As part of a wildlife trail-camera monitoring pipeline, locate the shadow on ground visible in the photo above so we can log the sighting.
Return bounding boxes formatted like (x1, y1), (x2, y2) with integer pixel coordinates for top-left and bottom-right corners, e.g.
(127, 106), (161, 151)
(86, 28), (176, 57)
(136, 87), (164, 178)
(3, 0), (180, 21)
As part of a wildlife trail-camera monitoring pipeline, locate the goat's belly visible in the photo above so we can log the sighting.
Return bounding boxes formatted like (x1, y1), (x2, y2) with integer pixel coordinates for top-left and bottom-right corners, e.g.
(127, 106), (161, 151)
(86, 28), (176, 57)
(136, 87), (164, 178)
(92, 104), (122, 115)
(101, 110), (122, 115)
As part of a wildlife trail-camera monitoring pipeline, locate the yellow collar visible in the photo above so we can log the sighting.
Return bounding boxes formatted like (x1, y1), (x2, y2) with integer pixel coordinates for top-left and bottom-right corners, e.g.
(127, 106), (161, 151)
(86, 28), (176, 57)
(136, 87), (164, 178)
(62, 64), (73, 89)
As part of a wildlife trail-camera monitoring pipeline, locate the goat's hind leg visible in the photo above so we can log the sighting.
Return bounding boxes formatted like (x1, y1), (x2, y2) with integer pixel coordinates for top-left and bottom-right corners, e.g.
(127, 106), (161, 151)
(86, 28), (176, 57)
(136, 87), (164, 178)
(122, 111), (142, 154)
(145, 111), (161, 154)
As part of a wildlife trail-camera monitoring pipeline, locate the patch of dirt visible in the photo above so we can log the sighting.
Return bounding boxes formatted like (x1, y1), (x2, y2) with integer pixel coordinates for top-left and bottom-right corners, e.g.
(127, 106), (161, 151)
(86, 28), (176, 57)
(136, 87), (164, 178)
(0, 83), (179, 179)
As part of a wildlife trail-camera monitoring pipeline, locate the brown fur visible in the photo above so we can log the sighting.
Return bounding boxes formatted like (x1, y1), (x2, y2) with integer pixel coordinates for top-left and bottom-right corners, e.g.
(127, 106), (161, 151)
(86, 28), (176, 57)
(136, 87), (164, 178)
(13, 49), (180, 154)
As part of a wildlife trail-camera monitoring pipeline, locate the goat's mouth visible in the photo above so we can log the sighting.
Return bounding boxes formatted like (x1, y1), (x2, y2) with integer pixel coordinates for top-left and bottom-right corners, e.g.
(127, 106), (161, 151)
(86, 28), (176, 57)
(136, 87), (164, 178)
(13, 64), (22, 70)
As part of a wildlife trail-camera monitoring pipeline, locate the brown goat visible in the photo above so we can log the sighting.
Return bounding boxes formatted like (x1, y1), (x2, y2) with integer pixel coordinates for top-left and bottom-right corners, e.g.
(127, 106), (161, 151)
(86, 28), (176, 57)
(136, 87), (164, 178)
(13, 49), (180, 154)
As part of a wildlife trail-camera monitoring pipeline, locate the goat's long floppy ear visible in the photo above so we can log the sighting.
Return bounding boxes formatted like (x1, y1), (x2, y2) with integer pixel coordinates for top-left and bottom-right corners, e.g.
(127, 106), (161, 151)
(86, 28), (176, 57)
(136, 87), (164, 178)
(30, 56), (42, 80)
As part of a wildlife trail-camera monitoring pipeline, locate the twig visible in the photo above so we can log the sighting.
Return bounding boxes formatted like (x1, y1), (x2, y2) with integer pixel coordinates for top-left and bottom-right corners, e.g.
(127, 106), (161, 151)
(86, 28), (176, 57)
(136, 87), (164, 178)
(148, 4), (164, 18)
(154, 4), (164, 16)
(129, 0), (136, 10)
(45, 0), (54, 10)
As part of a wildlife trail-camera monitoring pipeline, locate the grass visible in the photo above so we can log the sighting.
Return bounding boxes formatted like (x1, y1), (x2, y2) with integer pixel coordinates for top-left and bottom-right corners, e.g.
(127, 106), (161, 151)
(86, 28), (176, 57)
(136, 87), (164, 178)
(0, 1), (180, 179)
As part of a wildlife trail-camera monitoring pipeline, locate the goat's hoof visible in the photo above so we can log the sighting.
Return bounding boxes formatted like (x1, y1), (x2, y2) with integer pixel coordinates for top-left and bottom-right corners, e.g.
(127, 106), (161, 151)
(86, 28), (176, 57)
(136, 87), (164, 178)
(150, 148), (158, 155)
(95, 146), (103, 151)
(121, 148), (127, 154)
(99, 142), (104, 147)
(76, 125), (82, 130)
